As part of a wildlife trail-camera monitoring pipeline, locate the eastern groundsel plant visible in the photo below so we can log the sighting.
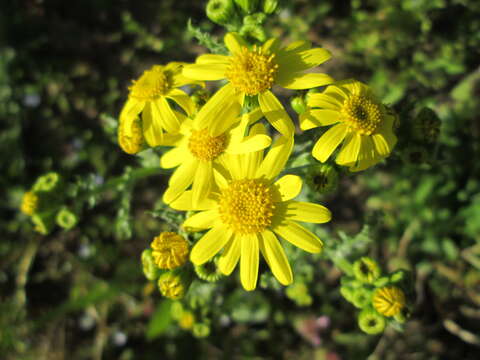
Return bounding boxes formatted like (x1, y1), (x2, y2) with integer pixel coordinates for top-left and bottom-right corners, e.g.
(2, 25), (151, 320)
(19, 0), (423, 339)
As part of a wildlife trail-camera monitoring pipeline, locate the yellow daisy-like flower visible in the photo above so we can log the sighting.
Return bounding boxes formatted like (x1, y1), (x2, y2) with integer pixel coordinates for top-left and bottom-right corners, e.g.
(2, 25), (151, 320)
(171, 135), (331, 291)
(183, 33), (334, 136)
(161, 97), (271, 206)
(120, 63), (200, 147)
(373, 286), (406, 317)
(301, 80), (397, 172)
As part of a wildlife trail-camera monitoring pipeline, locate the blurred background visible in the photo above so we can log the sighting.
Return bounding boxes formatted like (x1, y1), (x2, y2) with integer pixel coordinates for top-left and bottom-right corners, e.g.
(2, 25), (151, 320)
(1, 0), (480, 359)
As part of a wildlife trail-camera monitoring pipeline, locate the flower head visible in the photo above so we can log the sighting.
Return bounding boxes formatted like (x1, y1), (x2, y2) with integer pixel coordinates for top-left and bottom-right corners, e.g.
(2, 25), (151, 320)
(358, 308), (386, 335)
(171, 135), (331, 291)
(160, 101), (271, 206)
(301, 80), (397, 171)
(353, 257), (381, 284)
(158, 270), (191, 300)
(183, 33), (334, 136)
(373, 286), (406, 317)
(21, 191), (39, 216)
(119, 63), (200, 147)
(151, 232), (189, 270)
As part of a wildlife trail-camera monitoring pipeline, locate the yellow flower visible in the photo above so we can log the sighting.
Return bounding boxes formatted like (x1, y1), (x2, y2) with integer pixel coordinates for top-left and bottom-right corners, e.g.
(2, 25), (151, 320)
(171, 135), (331, 291)
(183, 33), (334, 136)
(120, 63), (200, 147)
(161, 99), (271, 206)
(21, 191), (39, 216)
(301, 80), (397, 171)
(373, 286), (406, 317)
(151, 232), (189, 270)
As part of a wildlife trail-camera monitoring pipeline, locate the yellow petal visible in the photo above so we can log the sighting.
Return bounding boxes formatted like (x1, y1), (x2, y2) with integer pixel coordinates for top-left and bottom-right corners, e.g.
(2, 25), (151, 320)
(197, 54), (230, 64)
(190, 225), (232, 265)
(120, 98), (145, 120)
(258, 90), (295, 136)
(277, 72), (334, 90)
(192, 161), (212, 208)
(282, 40), (311, 53)
(242, 123), (268, 178)
(142, 102), (164, 146)
(272, 221), (323, 253)
(336, 132), (362, 165)
(163, 158), (198, 204)
(218, 237), (241, 275)
(349, 136), (380, 172)
(240, 233), (259, 291)
(209, 101), (242, 137)
(169, 190), (217, 211)
(183, 209), (219, 230)
(277, 48), (332, 73)
(299, 109), (341, 131)
(272, 175), (302, 202)
(152, 97), (181, 133)
(182, 63), (228, 81)
(194, 84), (236, 128)
(224, 32), (247, 54)
(226, 132), (271, 155)
(307, 93), (343, 109)
(160, 145), (189, 169)
(166, 89), (196, 117)
(283, 201), (332, 223)
(256, 135), (294, 180)
(312, 123), (347, 162)
(260, 230), (293, 285)
(262, 38), (281, 54)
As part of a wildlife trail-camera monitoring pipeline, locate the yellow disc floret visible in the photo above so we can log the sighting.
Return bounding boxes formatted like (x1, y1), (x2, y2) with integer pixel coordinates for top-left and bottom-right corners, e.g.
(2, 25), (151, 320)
(118, 116), (144, 154)
(341, 95), (383, 135)
(373, 286), (406, 317)
(21, 191), (39, 216)
(151, 232), (189, 270)
(188, 129), (227, 161)
(218, 179), (275, 234)
(225, 45), (278, 96)
(129, 65), (171, 101)
(158, 272), (185, 300)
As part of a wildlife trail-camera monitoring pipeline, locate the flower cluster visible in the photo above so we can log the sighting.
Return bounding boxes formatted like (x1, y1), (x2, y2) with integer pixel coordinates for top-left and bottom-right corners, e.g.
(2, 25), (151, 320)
(119, 4), (398, 297)
(340, 257), (412, 334)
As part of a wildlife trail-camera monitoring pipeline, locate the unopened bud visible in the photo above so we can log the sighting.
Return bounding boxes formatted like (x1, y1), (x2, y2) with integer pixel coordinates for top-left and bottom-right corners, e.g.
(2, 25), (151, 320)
(290, 96), (307, 115)
(56, 208), (78, 230)
(206, 0), (236, 25)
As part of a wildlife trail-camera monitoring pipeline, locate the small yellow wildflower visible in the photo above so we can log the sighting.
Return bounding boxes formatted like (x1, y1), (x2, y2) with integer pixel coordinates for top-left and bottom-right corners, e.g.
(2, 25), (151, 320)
(301, 80), (397, 171)
(183, 33), (334, 136)
(151, 232), (189, 270)
(119, 63), (200, 147)
(160, 100), (271, 206)
(171, 135), (331, 291)
(373, 286), (406, 317)
(21, 191), (39, 216)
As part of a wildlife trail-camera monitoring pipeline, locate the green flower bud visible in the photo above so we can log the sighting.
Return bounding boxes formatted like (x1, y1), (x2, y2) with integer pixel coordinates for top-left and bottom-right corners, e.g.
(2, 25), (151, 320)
(373, 276), (390, 288)
(262, 0), (278, 14)
(243, 12), (266, 25)
(389, 269), (408, 284)
(352, 287), (372, 309)
(401, 144), (429, 165)
(56, 208), (78, 230)
(239, 24), (266, 42)
(340, 285), (355, 303)
(234, 0), (259, 14)
(206, 0), (236, 25)
(290, 96), (307, 115)
(192, 323), (210, 338)
(353, 257), (381, 284)
(158, 268), (192, 300)
(306, 164), (339, 194)
(358, 308), (386, 335)
(413, 107), (441, 143)
(194, 258), (223, 282)
(141, 249), (162, 281)
(32, 172), (62, 193)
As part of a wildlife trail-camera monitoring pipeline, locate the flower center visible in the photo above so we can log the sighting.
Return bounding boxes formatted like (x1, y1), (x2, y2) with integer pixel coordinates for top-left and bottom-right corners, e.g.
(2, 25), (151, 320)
(218, 179), (275, 234)
(151, 232), (189, 270)
(21, 191), (39, 216)
(129, 66), (171, 100)
(188, 129), (227, 161)
(341, 95), (383, 135)
(225, 46), (278, 96)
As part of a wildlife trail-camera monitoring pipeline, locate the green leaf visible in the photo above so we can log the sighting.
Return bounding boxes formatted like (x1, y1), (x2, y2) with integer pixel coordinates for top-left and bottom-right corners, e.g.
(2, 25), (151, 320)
(146, 300), (173, 340)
